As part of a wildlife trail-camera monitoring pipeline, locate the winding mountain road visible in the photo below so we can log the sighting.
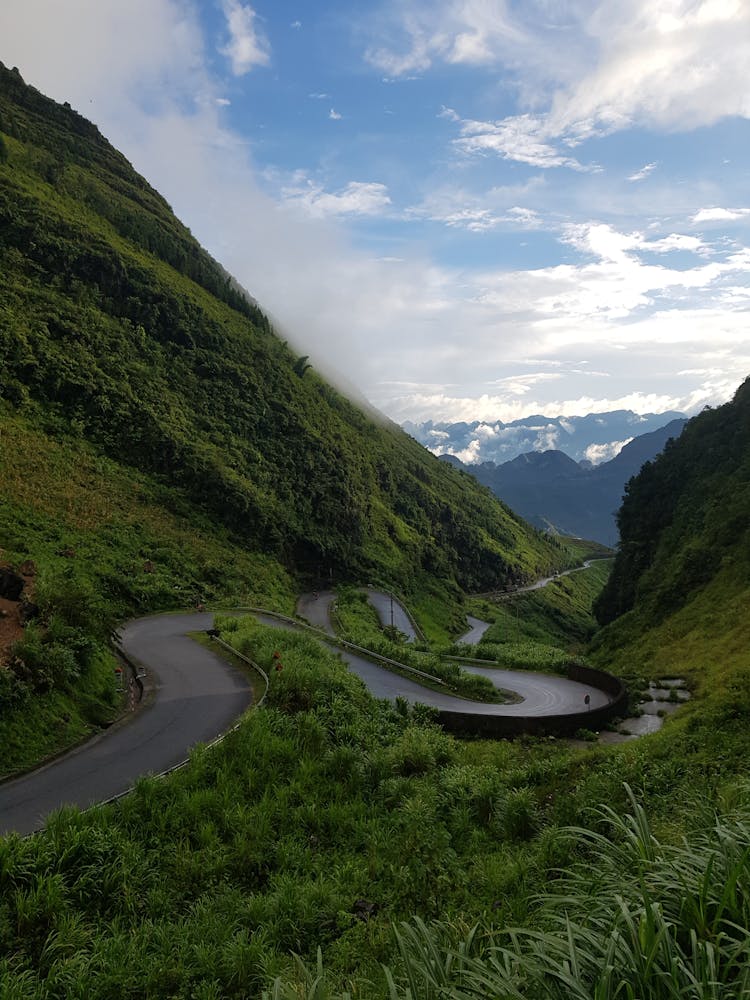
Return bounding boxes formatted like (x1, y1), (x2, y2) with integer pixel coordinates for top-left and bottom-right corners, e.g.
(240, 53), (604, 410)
(363, 588), (419, 641)
(296, 590), (336, 634)
(0, 613), (251, 836)
(259, 610), (608, 714)
(1, 585), (613, 835)
(457, 615), (492, 644)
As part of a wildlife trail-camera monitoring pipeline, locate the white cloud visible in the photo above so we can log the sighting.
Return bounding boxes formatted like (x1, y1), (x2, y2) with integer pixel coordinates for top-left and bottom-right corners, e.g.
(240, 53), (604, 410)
(365, 0), (531, 77)
(407, 183), (545, 232)
(628, 161), (658, 182)
(378, 387), (730, 425)
(0, 0), (209, 118)
(0, 0), (746, 431)
(215, 97), (231, 106)
(438, 105), (460, 122)
(453, 113), (590, 171)
(550, 0), (750, 138)
(584, 438), (633, 464)
(486, 373), (564, 396)
(220, 0), (270, 76)
(453, 439), (482, 464)
(281, 178), (392, 219)
(506, 206), (542, 228)
(645, 234), (707, 254)
(692, 207), (750, 223)
(369, 1), (750, 164)
(329, 107), (342, 120)
(291, 20), (302, 30)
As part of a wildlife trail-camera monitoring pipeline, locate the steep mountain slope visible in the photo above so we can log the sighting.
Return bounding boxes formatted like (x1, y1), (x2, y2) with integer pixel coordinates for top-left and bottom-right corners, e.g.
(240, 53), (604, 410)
(595, 384), (749, 627)
(0, 64), (579, 769)
(589, 377), (750, 747)
(0, 62), (567, 600)
(444, 418), (686, 544)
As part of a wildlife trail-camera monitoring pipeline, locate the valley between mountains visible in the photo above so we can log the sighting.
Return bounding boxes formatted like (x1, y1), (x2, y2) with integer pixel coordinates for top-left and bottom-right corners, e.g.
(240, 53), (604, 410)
(1, 64), (750, 999)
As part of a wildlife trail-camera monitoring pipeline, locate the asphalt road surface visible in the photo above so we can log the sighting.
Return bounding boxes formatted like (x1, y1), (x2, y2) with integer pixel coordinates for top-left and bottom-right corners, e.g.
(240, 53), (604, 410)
(343, 651), (608, 715)
(457, 615), (492, 645)
(295, 591), (336, 633)
(0, 613), (251, 836)
(1, 604), (612, 836)
(364, 588), (418, 640)
(255, 611), (609, 715)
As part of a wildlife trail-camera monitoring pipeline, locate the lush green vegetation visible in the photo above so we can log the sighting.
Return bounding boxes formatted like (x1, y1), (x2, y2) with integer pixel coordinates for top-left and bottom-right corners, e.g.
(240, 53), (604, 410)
(0, 623), (580, 997)
(448, 558), (614, 673)
(364, 787), (750, 1000)
(472, 558), (613, 647)
(589, 378), (750, 724)
(595, 379), (750, 628)
(0, 63), (578, 767)
(320, 588), (509, 703)
(0, 412), (295, 772)
(0, 62), (570, 600)
(0, 650), (116, 780)
(2, 615), (750, 998)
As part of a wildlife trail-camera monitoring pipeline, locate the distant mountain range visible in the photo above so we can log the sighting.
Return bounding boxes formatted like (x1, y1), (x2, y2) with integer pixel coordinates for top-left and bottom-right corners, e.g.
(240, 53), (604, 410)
(441, 418), (688, 545)
(404, 410), (687, 466)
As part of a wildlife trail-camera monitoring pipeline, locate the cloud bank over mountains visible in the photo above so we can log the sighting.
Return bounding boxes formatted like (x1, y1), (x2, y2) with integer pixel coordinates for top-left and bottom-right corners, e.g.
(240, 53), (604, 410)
(404, 409), (686, 466)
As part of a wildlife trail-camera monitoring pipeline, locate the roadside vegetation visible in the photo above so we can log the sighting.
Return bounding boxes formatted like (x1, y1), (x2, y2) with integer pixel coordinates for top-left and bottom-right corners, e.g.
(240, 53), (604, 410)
(0, 623), (579, 997)
(2, 615), (749, 998)
(0, 411), (296, 774)
(445, 557), (614, 675)
(468, 556), (613, 648)
(329, 588), (508, 703)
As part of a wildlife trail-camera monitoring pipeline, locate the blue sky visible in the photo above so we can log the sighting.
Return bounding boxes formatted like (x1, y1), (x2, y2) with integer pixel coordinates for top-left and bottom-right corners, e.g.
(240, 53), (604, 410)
(2, 0), (749, 425)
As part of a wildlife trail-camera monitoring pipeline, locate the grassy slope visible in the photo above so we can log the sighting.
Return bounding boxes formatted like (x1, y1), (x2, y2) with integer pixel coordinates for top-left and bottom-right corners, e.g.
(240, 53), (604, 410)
(0, 622), (610, 998)
(588, 379), (750, 777)
(1, 606), (746, 998)
(0, 412), (296, 774)
(470, 558), (613, 647)
(452, 558), (614, 672)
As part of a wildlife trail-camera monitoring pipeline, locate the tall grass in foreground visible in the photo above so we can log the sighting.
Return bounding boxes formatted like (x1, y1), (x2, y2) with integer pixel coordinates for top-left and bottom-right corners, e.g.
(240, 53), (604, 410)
(270, 786), (750, 999)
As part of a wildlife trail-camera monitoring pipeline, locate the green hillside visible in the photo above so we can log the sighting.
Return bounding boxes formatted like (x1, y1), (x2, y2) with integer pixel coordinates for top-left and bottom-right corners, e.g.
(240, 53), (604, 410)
(0, 62), (565, 593)
(0, 64), (574, 765)
(589, 377), (750, 767)
(595, 377), (750, 628)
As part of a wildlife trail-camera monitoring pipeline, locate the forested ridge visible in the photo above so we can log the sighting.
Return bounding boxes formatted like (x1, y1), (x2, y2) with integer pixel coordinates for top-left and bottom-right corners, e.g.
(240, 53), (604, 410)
(0, 61), (567, 592)
(595, 377), (750, 626)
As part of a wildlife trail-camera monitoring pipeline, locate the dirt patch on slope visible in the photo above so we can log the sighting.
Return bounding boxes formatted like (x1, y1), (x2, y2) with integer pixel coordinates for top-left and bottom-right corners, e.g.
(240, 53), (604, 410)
(0, 559), (37, 666)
